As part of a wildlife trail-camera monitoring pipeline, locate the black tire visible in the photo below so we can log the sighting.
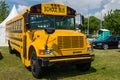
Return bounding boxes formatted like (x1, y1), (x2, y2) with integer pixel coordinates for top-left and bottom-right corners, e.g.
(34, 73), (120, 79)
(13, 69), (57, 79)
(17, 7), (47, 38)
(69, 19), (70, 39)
(76, 62), (91, 71)
(0, 52), (3, 60)
(103, 44), (108, 50)
(8, 42), (14, 54)
(31, 50), (43, 78)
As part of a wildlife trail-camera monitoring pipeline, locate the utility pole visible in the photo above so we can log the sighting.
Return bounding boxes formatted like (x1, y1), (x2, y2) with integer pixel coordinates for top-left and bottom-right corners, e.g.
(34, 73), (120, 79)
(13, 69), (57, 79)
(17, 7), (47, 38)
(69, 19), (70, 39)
(100, 1), (103, 29)
(87, 4), (90, 36)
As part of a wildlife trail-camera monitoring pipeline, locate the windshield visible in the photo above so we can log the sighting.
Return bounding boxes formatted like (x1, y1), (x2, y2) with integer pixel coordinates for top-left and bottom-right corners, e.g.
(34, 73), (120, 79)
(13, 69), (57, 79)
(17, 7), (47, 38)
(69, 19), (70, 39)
(98, 30), (103, 34)
(29, 14), (75, 30)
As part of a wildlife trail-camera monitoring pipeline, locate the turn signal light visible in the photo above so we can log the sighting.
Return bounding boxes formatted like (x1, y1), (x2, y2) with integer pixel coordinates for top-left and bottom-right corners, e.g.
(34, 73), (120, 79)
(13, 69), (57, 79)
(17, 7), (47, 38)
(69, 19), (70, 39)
(39, 50), (44, 55)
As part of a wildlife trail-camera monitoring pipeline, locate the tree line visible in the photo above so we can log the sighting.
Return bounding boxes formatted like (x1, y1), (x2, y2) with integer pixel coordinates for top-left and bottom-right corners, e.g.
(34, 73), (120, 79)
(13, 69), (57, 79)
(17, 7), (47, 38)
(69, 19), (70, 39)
(0, 1), (9, 23)
(0, 1), (120, 35)
(82, 9), (120, 36)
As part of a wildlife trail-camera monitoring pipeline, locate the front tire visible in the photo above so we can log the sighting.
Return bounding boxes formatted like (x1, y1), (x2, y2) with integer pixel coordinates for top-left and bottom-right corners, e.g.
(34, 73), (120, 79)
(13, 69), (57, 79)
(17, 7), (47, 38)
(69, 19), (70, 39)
(76, 62), (91, 71)
(31, 50), (43, 78)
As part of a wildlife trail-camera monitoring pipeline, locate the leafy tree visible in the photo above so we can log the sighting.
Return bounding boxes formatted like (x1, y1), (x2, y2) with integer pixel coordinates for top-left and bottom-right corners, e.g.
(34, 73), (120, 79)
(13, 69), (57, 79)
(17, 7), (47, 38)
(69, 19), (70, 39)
(103, 9), (120, 35)
(0, 1), (9, 23)
(83, 16), (100, 34)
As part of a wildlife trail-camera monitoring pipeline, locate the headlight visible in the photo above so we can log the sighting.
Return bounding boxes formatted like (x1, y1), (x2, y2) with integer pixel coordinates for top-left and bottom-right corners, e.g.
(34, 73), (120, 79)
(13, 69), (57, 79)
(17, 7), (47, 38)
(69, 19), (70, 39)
(92, 43), (95, 46)
(44, 50), (54, 54)
(87, 47), (92, 52)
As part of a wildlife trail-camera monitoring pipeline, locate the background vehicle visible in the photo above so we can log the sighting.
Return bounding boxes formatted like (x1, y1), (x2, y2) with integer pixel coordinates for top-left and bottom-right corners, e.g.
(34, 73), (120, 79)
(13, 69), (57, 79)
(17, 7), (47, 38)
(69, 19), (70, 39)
(92, 36), (120, 50)
(97, 29), (110, 41)
(118, 41), (120, 48)
(6, 3), (94, 78)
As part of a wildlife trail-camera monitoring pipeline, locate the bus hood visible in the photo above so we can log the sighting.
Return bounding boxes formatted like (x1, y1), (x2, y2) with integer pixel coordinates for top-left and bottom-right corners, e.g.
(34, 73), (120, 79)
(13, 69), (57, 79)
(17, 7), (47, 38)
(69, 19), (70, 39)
(32, 30), (87, 56)
(34, 30), (86, 38)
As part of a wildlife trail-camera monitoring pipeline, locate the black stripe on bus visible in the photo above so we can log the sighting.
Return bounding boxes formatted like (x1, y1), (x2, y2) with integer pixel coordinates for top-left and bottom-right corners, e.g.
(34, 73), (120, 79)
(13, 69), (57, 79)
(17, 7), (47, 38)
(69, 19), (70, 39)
(11, 41), (21, 48)
(8, 36), (22, 42)
(8, 30), (22, 33)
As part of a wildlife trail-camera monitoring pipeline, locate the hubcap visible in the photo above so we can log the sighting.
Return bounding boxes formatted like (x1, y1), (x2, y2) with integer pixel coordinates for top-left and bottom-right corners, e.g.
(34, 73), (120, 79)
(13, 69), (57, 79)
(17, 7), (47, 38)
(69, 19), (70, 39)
(104, 44), (108, 50)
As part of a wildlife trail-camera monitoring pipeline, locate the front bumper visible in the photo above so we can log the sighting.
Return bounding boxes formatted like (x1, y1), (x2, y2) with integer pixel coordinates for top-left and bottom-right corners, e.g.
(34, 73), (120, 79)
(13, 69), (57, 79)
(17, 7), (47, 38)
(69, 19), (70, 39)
(92, 43), (103, 48)
(39, 54), (95, 67)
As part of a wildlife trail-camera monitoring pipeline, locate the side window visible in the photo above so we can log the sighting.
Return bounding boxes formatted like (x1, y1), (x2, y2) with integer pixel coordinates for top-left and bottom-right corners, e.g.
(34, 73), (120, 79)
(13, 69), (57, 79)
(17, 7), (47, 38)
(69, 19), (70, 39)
(112, 37), (116, 41)
(117, 37), (120, 41)
(18, 19), (22, 30)
(20, 19), (22, 30)
(98, 30), (103, 34)
(16, 21), (18, 30)
(13, 22), (15, 30)
(108, 37), (115, 41)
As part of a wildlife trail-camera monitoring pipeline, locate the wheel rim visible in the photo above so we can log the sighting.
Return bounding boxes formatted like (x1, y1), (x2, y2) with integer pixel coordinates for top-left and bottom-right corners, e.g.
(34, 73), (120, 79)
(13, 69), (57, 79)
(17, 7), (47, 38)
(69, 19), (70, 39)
(31, 50), (43, 78)
(104, 44), (108, 50)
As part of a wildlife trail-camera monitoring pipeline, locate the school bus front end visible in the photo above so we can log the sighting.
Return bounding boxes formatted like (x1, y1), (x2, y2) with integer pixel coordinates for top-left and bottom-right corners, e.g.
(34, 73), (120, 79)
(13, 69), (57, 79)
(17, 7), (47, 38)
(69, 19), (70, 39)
(28, 29), (94, 78)
(32, 30), (94, 65)
(6, 3), (94, 78)
(26, 3), (94, 78)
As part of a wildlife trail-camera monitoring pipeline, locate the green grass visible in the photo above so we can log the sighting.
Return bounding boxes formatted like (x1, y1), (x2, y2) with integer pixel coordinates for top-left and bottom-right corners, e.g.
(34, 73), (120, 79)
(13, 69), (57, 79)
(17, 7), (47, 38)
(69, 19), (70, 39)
(0, 47), (120, 80)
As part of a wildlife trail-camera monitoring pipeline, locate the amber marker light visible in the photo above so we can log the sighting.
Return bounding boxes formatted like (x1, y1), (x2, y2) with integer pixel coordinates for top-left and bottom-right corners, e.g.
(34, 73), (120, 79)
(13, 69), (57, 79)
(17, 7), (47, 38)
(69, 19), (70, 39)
(39, 50), (44, 55)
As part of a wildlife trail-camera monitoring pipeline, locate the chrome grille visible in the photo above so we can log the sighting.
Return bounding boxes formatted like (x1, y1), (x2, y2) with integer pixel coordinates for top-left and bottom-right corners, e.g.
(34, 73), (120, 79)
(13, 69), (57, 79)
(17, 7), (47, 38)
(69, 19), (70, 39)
(58, 36), (84, 49)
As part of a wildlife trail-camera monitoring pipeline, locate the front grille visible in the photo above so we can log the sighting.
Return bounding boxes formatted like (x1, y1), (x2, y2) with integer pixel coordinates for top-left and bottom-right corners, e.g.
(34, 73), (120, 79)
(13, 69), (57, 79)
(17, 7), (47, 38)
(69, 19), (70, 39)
(58, 36), (84, 49)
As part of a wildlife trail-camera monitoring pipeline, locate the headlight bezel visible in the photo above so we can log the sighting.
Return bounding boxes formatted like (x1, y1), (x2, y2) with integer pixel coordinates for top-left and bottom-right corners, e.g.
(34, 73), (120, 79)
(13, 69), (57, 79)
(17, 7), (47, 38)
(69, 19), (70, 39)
(44, 50), (54, 54)
(87, 47), (93, 52)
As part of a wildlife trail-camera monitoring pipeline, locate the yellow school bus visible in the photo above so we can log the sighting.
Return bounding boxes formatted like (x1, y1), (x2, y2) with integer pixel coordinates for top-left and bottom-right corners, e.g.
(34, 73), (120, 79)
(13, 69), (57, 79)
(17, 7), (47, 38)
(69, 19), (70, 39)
(6, 3), (94, 78)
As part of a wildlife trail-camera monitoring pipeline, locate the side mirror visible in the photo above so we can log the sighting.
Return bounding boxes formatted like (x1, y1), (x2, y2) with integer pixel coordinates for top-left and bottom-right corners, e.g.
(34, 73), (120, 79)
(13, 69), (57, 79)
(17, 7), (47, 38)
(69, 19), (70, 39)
(76, 14), (84, 30)
(78, 24), (82, 30)
(81, 15), (84, 25)
(44, 28), (55, 34)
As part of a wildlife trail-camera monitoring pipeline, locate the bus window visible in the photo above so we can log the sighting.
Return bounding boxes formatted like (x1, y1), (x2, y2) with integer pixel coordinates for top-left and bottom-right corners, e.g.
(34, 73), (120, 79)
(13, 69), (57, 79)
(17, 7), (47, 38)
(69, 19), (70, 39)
(55, 16), (74, 29)
(29, 14), (75, 30)
(18, 20), (22, 30)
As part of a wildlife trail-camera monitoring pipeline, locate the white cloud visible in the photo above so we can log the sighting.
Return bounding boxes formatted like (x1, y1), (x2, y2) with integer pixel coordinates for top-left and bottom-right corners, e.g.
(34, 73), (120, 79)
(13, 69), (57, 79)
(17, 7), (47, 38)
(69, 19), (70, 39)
(17, 5), (27, 13)
(94, 0), (120, 19)
(10, 0), (120, 20)
(10, 0), (28, 5)
(15, 0), (102, 16)
(53, 0), (102, 14)
(53, 0), (120, 19)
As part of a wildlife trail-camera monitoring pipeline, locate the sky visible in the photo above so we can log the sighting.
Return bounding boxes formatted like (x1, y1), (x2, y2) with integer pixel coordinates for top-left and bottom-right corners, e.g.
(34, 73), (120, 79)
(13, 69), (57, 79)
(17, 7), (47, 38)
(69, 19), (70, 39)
(3, 0), (120, 19)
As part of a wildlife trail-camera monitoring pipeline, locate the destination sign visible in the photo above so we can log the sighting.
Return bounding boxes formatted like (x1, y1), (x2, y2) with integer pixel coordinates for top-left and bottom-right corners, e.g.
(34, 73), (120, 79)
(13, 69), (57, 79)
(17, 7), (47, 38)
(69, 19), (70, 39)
(42, 3), (67, 15)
